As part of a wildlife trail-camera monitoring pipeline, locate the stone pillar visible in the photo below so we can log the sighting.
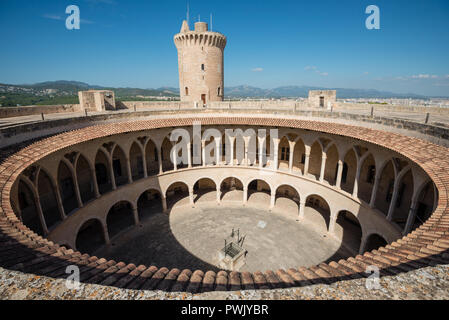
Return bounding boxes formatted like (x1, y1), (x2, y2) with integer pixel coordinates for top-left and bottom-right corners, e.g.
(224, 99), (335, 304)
(229, 138), (235, 165)
(369, 170), (381, 208)
(187, 142), (192, 168)
(244, 143), (249, 166)
(319, 153), (327, 182)
(336, 160), (343, 189)
(243, 186), (248, 204)
(303, 150), (311, 176)
(299, 200), (306, 218)
(270, 190), (275, 209)
(387, 180), (400, 221)
(352, 160), (362, 198)
(126, 157), (133, 184)
(189, 189), (194, 206)
(201, 141), (206, 167)
(102, 223), (110, 245)
(403, 200), (418, 235)
(132, 206), (139, 225)
(216, 188), (221, 204)
(109, 159), (117, 190)
(157, 148), (163, 174)
(216, 138), (221, 165)
(328, 211), (337, 234)
(273, 139), (280, 170)
(35, 197), (49, 235)
(53, 184), (66, 220)
(288, 141), (296, 173)
(73, 173), (83, 208)
(142, 152), (148, 178)
(258, 138), (264, 169)
(172, 146), (177, 171)
(162, 196), (168, 213)
(91, 169), (101, 198)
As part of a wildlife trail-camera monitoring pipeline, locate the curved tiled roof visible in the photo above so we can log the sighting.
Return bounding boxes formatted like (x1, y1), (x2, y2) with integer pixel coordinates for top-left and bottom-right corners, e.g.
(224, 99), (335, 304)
(0, 116), (448, 292)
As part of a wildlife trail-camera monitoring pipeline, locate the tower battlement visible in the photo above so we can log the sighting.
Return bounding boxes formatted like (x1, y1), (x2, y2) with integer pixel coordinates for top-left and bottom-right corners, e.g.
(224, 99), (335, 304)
(174, 20), (227, 105)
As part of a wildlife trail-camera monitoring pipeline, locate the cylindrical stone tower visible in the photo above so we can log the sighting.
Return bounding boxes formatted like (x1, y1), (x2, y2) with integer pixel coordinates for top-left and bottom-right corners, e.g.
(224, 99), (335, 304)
(174, 20), (227, 105)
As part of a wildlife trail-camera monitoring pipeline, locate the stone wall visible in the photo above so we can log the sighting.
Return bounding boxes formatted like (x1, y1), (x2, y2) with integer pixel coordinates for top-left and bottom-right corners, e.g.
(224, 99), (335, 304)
(0, 104), (81, 119)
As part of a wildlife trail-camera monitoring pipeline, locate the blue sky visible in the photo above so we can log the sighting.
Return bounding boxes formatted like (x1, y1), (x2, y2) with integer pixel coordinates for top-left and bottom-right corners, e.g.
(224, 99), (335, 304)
(0, 0), (449, 96)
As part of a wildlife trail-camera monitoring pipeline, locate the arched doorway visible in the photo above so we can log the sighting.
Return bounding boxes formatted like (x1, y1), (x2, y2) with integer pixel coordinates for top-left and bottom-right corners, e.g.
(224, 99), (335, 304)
(375, 160), (395, 215)
(390, 169), (414, 230)
(274, 185), (300, 217)
(324, 144), (338, 185)
(129, 142), (144, 180)
(161, 137), (174, 172)
(305, 194), (331, 233)
(247, 179), (271, 207)
(18, 180), (43, 236)
(95, 149), (112, 194)
(37, 169), (61, 229)
(58, 161), (78, 214)
(341, 149), (357, 194)
(165, 182), (189, 210)
(145, 139), (159, 176)
(76, 155), (95, 204)
(358, 154), (376, 203)
(334, 210), (362, 254)
(106, 201), (135, 239)
(76, 219), (106, 254)
(112, 146), (129, 187)
(308, 141), (322, 179)
(137, 189), (163, 221)
(220, 177), (243, 202)
(193, 178), (217, 203)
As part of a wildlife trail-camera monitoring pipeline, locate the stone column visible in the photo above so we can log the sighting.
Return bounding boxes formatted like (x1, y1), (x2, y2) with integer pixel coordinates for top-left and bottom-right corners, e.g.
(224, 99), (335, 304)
(162, 196), (168, 213)
(336, 160), (343, 189)
(403, 200), (418, 235)
(126, 157), (133, 184)
(243, 185), (248, 204)
(299, 200), (306, 218)
(189, 189), (194, 206)
(201, 141), (206, 167)
(132, 206), (139, 225)
(157, 148), (163, 174)
(102, 223), (110, 245)
(172, 145), (177, 171)
(328, 211), (337, 234)
(73, 173), (83, 208)
(352, 160), (362, 198)
(369, 170), (381, 208)
(109, 159), (117, 190)
(288, 141), (296, 173)
(216, 138), (221, 165)
(270, 190), (275, 209)
(142, 151), (148, 178)
(216, 188), (221, 204)
(229, 138), (235, 165)
(387, 180), (400, 221)
(53, 184), (66, 220)
(319, 153), (327, 182)
(273, 138), (280, 171)
(35, 197), (49, 235)
(303, 150), (311, 176)
(258, 138), (264, 169)
(187, 142), (192, 168)
(91, 169), (101, 198)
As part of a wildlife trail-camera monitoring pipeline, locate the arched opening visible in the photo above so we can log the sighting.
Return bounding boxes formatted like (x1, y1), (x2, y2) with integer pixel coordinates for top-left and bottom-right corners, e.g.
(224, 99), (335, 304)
(247, 133), (258, 166)
(324, 144), (338, 185)
(375, 160), (395, 215)
(76, 219), (105, 254)
(18, 180), (43, 236)
(129, 142), (144, 181)
(411, 181), (435, 232)
(274, 185), (300, 217)
(95, 150), (112, 194)
(166, 181), (189, 210)
(292, 138), (305, 174)
(193, 178), (217, 203)
(220, 177), (243, 202)
(247, 179), (271, 207)
(58, 161), (78, 214)
(112, 146), (129, 187)
(358, 154), (376, 203)
(308, 141), (322, 179)
(278, 136), (290, 171)
(37, 170), (61, 229)
(341, 149), (357, 194)
(334, 210), (362, 254)
(192, 134), (202, 167)
(233, 134), (245, 166)
(391, 170), (414, 229)
(106, 201), (135, 239)
(76, 155), (95, 204)
(161, 137), (174, 172)
(204, 136), (216, 166)
(363, 233), (387, 252)
(305, 194), (331, 233)
(261, 134), (271, 168)
(145, 139), (158, 176)
(137, 189), (163, 221)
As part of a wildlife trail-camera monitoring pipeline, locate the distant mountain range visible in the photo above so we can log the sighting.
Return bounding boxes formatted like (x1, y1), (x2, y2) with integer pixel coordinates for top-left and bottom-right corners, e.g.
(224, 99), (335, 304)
(0, 80), (442, 100)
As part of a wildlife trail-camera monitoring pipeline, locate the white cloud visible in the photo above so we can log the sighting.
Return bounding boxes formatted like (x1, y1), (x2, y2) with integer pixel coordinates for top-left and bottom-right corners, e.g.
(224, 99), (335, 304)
(251, 67), (263, 72)
(305, 66), (328, 76)
(410, 74), (438, 79)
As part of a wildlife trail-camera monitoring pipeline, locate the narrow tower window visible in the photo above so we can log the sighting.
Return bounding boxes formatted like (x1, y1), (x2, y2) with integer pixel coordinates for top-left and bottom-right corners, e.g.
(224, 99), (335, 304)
(217, 87), (221, 96)
(201, 64), (205, 71)
(185, 87), (189, 96)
